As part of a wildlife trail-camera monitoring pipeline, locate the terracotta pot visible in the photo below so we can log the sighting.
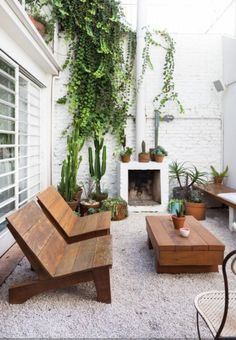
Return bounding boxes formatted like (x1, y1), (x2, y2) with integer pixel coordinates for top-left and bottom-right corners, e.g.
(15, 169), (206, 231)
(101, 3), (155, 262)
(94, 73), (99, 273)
(79, 200), (100, 216)
(112, 203), (128, 221)
(121, 154), (131, 163)
(149, 148), (155, 161)
(92, 192), (108, 204)
(67, 200), (78, 211)
(172, 215), (186, 229)
(30, 16), (46, 36)
(185, 201), (206, 220)
(154, 154), (165, 163)
(138, 153), (150, 163)
(214, 177), (223, 185)
(73, 188), (83, 202)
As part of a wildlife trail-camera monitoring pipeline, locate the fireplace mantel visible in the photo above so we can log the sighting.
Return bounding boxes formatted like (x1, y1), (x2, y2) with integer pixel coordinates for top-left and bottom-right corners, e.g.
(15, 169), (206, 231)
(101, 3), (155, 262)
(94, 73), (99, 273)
(118, 161), (169, 212)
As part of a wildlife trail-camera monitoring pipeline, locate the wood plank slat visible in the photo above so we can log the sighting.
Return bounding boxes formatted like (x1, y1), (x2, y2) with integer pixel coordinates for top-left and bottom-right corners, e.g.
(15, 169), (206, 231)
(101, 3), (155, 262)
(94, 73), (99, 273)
(93, 235), (113, 268)
(146, 216), (175, 251)
(0, 243), (24, 286)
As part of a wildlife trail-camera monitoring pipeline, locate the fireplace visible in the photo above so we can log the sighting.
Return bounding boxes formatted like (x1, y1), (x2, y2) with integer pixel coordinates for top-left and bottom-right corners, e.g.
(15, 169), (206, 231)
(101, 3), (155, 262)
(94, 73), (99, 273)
(119, 161), (169, 212)
(128, 170), (161, 206)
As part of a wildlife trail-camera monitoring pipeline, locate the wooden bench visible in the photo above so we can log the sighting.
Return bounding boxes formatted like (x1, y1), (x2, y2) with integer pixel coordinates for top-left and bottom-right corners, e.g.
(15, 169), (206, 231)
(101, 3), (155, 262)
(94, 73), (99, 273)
(37, 186), (111, 243)
(6, 201), (112, 304)
(196, 183), (236, 231)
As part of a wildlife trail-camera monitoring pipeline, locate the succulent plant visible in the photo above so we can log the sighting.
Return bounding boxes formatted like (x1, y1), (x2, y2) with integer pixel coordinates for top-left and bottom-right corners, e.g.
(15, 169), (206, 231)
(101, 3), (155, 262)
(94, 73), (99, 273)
(88, 137), (106, 195)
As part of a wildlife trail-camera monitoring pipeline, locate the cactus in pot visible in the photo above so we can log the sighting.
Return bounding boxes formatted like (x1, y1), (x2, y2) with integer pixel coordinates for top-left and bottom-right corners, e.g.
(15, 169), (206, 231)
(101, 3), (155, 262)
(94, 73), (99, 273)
(88, 137), (108, 201)
(138, 141), (150, 162)
(58, 121), (84, 209)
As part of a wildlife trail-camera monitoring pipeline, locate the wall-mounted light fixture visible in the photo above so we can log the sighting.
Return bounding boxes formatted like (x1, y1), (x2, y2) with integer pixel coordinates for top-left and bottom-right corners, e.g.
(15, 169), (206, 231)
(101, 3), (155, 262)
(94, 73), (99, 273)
(213, 79), (236, 92)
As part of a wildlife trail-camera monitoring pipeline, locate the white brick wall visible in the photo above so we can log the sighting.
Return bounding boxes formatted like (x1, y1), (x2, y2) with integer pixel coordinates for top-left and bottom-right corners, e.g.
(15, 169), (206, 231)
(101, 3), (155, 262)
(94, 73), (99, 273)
(52, 32), (223, 197)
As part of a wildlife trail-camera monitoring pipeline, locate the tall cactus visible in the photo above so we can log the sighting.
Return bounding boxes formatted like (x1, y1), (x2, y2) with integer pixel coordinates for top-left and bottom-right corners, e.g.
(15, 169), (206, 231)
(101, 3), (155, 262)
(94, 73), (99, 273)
(88, 137), (106, 194)
(58, 120), (84, 201)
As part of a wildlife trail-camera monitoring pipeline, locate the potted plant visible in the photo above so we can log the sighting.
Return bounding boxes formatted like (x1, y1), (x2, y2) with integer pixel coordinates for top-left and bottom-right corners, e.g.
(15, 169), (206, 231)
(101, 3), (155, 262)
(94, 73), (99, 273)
(138, 141), (150, 163)
(88, 137), (108, 203)
(101, 197), (128, 221)
(120, 147), (133, 163)
(58, 125), (84, 211)
(185, 189), (206, 220)
(169, 161), (207, 220)
(172, 204), (186, 229)
(168, 199), (184, 215)
(210, 165), (228, 185)
(169, 161), (207, 199)
(151, 145), (168, 163)
(80, 179), (100, 216)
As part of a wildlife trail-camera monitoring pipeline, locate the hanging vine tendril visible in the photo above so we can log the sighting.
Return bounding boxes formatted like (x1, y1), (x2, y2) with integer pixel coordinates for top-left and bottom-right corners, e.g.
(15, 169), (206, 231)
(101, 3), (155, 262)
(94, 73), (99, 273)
(140, 27), (184, 116)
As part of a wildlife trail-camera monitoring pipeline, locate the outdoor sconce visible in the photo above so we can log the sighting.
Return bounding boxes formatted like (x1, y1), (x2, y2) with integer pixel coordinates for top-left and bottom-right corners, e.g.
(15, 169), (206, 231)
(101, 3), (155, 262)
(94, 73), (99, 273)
(213, 79), (236, 92)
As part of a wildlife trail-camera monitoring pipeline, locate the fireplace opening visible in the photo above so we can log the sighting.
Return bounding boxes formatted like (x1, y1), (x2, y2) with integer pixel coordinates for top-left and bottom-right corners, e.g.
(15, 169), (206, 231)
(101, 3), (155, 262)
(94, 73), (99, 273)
(128, 170), (161, 206)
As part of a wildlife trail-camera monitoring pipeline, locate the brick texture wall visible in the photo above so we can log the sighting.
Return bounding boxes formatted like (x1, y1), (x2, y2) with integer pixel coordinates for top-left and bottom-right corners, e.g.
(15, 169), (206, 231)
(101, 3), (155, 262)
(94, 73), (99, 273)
(52, 33), (223, 197)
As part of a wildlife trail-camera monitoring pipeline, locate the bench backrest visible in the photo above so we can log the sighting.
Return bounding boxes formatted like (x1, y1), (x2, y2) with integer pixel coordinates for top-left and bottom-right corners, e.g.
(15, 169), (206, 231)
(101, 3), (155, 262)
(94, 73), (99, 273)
(6, 201), (66, 277)
(37, 186), (77, 236)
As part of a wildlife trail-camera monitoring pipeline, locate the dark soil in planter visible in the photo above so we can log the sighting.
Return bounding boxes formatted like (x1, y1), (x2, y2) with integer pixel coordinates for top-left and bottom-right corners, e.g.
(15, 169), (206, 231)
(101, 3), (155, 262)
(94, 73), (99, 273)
(79, 200), (100, 216)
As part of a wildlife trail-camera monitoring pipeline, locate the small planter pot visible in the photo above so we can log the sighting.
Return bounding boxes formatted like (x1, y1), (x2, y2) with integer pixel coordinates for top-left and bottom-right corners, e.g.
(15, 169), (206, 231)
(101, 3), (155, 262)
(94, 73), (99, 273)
(173, 187), (187, 200)
(185, 201), (206, 220)
(138, 153), (150, 163)
(172, 215), (186, 229)
(67, 200), (78, 211)
(112, 203), (128, 221)
(121, 154), (131, 163)
(214, 177), (223, 185)
(92, 192), (108, 205)
(80, 200), (100, 216)
(149, 148), (155, 161)
(30, 16), (46, 36)
(73, 188), (83, 203)
(154, 154), (165, 163)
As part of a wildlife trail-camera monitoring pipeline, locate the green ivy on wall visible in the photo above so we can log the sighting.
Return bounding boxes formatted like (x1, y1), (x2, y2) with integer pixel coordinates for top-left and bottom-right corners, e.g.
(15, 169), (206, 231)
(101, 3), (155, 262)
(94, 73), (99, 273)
(141, 27), (184, 116)
(47, 0), (136, 144)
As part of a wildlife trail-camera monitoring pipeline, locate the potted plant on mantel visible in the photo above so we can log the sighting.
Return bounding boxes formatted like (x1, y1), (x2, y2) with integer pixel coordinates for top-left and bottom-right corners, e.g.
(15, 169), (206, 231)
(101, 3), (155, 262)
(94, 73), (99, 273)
(151, 145), (168, 163)
(169, 161), (207, 220)
(138, 141), (150, 162)
(172, 204), (185, 229)
(210, 165), (228, 185)
(58, 126), (84, 211)
(120, 147), (133, 163)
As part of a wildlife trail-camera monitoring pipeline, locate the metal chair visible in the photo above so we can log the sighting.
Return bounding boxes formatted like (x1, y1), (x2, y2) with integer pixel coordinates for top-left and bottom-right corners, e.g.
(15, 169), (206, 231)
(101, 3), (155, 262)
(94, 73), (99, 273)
(194, 250), (236, 339)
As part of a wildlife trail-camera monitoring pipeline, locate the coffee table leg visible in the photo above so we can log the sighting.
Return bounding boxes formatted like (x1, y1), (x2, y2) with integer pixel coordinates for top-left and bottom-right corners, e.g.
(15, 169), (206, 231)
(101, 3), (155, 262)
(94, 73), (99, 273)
(147, 236), (153, 249)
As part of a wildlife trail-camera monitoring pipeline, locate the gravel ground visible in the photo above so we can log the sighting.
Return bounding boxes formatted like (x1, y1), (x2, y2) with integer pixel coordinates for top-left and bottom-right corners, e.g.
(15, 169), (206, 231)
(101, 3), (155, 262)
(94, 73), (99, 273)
(0, 208), (236, 338)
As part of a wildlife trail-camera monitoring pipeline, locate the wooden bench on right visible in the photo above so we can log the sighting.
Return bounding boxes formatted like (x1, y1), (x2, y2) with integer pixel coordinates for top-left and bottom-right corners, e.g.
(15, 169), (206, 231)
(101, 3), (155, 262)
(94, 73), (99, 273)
(196, 183), (236, 231)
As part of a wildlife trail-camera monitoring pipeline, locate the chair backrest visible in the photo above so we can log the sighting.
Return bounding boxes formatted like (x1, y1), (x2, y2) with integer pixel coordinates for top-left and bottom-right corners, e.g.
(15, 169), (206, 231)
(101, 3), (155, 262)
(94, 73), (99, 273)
(37, 186), (77, 237)
(6, 201), (66, 277)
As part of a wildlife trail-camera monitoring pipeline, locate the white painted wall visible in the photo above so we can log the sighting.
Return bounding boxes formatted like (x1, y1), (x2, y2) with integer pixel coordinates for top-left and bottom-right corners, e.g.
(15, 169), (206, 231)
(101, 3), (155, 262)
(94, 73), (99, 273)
(52, 1), (225, 196)
(223, 36), (236, 188)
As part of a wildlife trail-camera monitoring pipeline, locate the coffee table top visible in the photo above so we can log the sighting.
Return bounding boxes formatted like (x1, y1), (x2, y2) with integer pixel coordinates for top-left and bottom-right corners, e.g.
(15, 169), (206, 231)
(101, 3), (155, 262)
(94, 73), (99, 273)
(146, 215), (225, 251)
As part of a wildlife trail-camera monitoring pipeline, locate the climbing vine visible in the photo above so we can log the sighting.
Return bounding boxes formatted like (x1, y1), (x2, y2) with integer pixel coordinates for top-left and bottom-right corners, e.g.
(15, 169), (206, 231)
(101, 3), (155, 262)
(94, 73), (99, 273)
(44, 0), (136, 144)
(141, 28), (184, 116)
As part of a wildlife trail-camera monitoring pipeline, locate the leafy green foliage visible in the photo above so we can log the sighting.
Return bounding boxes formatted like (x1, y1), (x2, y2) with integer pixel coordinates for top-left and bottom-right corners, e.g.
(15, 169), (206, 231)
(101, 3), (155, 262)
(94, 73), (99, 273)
(210, 165), (229, 178)
(120, 147), (133, 156)
(46, 0), (136, 145)
(169, 161), (207, 191)
(188, 189), (204, 203)
(140, 28), (184, 116)
(101, 197), (128, 219)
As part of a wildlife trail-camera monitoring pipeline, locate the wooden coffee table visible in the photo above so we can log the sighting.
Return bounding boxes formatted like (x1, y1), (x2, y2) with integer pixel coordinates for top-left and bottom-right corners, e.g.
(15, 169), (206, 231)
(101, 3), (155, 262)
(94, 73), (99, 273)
(146, 215), (225, 274)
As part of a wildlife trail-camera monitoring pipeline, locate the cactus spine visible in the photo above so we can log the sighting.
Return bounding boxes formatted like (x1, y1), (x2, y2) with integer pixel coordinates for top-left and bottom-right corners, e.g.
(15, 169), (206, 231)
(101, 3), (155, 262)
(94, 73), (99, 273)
(58, 120), (84, 201)
(88, 137), (106, 194)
